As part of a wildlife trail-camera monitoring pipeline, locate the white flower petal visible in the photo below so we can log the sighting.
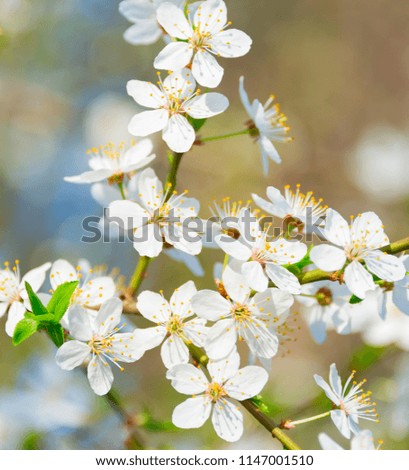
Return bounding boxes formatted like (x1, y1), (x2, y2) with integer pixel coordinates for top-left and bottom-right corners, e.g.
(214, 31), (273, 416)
(169, 280), (197, 318)
(172, 396), (212, 429)
(137, 290), (171, 323)
(265, 264), (302, 294)
(331, 409), (351, 439)
(351, 430), (375, 450)
(351, 212), (388, 250)
(310, 245), (346, 271)
(162, 114), (196, 153)
(191, 290), (231, 321)
(239, 76), (254, 117)
(78, 276), (116, 308)
(211, 398), (243, 442)
(192, 50), (224, 88)
(128, 109), (169, 137)
(110, 332), (145, 363)
(222, 264), (250, 304)
(166, 363), (209, 394)
(324, 209), (351, 247)
(207, 350), (240, 383)
(185, 93), (229, 119)
(154, 41), (193, 71)
(132, 326), (167, 351)
(49, 259), (77, 290)
(318, 433), (343, 450)
(56, 340), (91, 370)
(240, 319), (279, 359)
(64, 169), (113, 184)
(205, 319), (237, 360)
(241, 261), (268, 292)
(156, 2), (193, 39)
(94, 298), (122, 336)
(313, 374), (340, 405)
(123, 21), (162, 46)
(65, 304), (93, 341)
(119, 0), (155, 22)
(161, 335), (189, 369)
(5, 301), (26, 337)
(225, 366), (268, 400)
(183, 318), (208, 347)
(193, 0), (226, 34)
(344, 260), (376, 299)
(210, 29), (252, 58)
(133, 223), (164, 257)
(364, 251), (406, 282)
(87, 357), (114, 396)
(126, 80), (164, 108)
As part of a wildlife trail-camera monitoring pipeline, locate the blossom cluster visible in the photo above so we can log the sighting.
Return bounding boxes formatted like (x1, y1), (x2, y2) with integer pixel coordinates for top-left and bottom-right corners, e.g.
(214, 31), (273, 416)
(2, 0), (408, 450)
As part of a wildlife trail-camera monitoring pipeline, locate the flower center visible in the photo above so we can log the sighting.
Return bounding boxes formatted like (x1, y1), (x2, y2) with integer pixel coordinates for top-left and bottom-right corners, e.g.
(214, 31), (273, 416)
(88, 335), (113, 354)
(233, 303), (252, 321)
(166, 315), (184, 335)
(206, 382), (227, 402)
(190, 30), (212, 51)
(315, 287), (333, 306)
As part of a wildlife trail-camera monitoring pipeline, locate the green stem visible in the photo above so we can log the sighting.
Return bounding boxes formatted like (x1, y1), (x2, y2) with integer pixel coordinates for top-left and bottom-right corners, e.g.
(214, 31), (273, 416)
(128, 255), (151, 297)
(117, 182), (126, 200)
(186, 342), (301, 450)
(165, 151), (184, 196)
(289, 411), (331, 427)
(199, 129), (250, 143)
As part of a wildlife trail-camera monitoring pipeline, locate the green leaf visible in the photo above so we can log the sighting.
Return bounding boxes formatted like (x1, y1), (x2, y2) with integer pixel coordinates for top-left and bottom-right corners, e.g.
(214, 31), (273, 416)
(187, 116), (207, 131)
(25, 282), (49, 317)
(12, 318), (39, 346)
(47, 281), (78, 322)
(46, 323), (65, 347)
(349, 294), (363, 304)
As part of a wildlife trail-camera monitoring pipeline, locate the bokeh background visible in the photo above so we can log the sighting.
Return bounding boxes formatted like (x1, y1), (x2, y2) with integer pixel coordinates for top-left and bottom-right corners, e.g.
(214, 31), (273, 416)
(1, 0), (409, 450)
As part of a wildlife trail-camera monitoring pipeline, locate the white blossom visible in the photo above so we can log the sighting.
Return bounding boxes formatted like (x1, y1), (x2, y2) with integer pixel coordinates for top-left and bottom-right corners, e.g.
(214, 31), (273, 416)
(167, 351), (268, 442)
(192, 264), (293, 360)
(135, 281), (208, 369)
(310, 209), (406, 299)
(127, 68), (228, 152)
(239, 77), (292, 174)
(108, 168), (202, 257)
(64, 140), (155, 185)
(154, 1), (252, 88)
(119, 0), (185, 46)
(314, 363), (379, 439)
(319, 430), (377, 450)
(0, 260), (51, 336)
(56, 299), (143, 396)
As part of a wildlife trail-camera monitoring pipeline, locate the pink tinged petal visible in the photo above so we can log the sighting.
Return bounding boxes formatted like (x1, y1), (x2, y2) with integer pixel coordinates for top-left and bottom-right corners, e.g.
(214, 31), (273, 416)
(126, 80), (164, 109)
(344, 261), (376, 299)
(166, 363), (209, 394)
(5, 301), (26, 337)
(110, 332), (145, 363)
(211, 398), (243, 442)
(264, 264), (302, 294)
(205, 319), (237, 360)
(107, 200), (148, 230)
(351, 212), (388, 250)
(94, 298), (123, 336)
(133, 223), (164, 258)
(330, 409), (351, 439)
(241, 261), (268, 292)
(49, 259), (77, 290)
(132, 326), (167, 351)
(172, 396), (212, 429)
(56, 340), (91, 370)
(324, 209), (351, 247)
(313, 374), (340, 405)
(136, 290), (171, 323)
(318, 433), (343, 450)
(19, 262), (52, 296)
(162, 114), (196, 153)
(191, 290), (231, 321)
(156, 2), (193, 39)
(192, 50), (224, 88)
(183, 318), (208, 347)
(154, 41), (193, 71)
(364, 251), (406, 282)
(64, 169), (113, 184)
(222, 264), (250, 304)
(161, 335), (189, 369)
(210, 29), (252, 58)
(123, 21), (162, 46)
(66, 304), (93, 341)
(310, 245), (346, 271)
(185, 93), (229, 119)
(193, 0), (227, 34)
(128, 109), (169, 137)
(87, 356), (114, 396)
(207, 350), (240, 384)
(169, 280), (197, 318)
(239, 76), (254, 117)
(224, 366), (269, 400)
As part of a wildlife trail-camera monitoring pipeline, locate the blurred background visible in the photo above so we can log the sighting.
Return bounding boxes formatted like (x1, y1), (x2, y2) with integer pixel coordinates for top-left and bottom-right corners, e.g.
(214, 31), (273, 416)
(1, 0), (409, 450)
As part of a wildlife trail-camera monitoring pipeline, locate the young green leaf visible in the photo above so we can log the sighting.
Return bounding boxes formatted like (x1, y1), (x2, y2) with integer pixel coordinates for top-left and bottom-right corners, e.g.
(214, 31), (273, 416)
(349, 294), (363, 304)
(25, 282), (49, 317)
(46, 323), (65, 348)
(47, 281), (78, 322)
(12, 317), (39, 346)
